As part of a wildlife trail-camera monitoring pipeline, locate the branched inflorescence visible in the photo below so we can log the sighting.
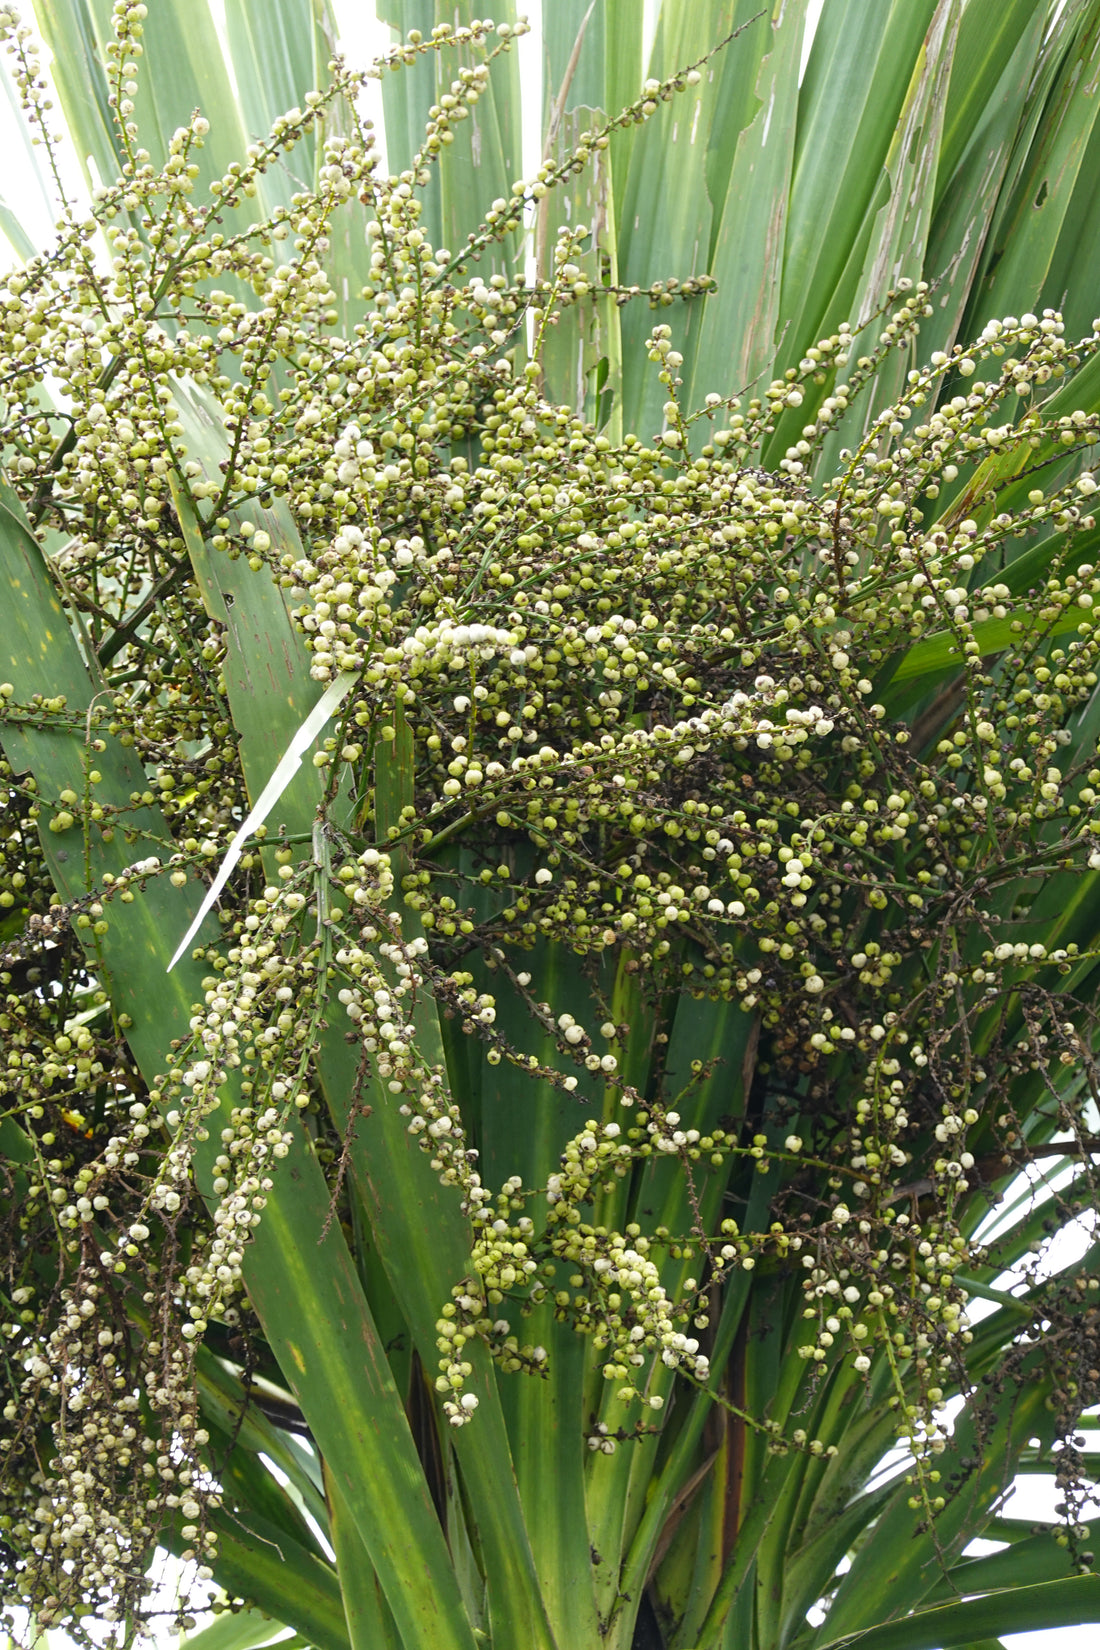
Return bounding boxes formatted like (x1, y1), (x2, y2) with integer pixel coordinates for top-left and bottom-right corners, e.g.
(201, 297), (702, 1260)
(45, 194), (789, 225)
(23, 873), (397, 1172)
(2, 1), (1100, 1638)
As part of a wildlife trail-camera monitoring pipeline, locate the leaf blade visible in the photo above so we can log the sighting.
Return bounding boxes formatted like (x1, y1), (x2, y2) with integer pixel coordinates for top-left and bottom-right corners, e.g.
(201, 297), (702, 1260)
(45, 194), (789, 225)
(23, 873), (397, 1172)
(817, 1574), (1100, 1650)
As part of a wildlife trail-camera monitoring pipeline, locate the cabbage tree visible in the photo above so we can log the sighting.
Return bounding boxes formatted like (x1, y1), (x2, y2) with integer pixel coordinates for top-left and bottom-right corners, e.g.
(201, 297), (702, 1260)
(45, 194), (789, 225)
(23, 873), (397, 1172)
(3, 5), (1100, 1650)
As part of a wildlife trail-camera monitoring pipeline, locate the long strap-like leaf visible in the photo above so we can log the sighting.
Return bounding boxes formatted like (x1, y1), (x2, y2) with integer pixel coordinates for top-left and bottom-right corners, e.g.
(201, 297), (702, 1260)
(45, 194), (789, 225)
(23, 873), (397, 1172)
(817, 1574), (1100, 1650)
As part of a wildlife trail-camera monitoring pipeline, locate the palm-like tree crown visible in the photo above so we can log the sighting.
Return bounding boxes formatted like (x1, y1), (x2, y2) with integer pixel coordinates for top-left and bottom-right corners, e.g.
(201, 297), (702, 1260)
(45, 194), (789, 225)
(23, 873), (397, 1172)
(2, 5), (1100, 1650)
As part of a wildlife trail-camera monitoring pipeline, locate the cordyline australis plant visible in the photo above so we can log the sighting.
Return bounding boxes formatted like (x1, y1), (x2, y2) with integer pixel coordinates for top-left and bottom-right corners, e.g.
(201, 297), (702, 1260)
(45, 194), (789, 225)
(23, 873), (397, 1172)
(3, 5), (1100, 1650)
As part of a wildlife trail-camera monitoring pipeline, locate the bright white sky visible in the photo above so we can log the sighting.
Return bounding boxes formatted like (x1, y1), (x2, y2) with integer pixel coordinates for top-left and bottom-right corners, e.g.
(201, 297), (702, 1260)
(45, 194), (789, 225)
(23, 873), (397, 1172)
(1, 1), (1097, 1647)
